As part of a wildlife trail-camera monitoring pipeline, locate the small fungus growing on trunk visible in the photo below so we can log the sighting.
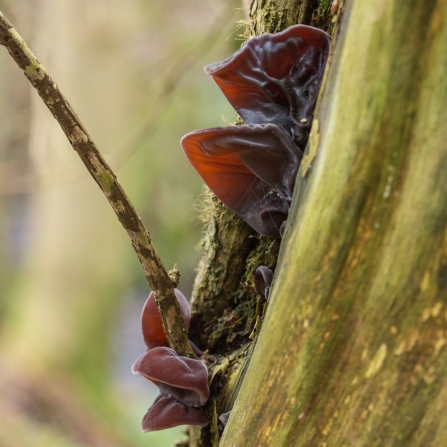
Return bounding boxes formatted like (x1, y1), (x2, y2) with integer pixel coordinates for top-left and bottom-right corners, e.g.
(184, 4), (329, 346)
(133, 290), (209, 432)
(132, 346), (210, 407)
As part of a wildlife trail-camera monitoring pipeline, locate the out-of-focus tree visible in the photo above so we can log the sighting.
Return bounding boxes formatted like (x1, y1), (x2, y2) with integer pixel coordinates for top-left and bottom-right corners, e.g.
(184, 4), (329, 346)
(184, 1), (447, 446)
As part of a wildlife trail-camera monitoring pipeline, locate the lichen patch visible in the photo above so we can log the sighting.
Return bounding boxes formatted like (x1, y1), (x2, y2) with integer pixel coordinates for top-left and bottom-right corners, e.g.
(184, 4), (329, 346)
(9, 28), (46, 81)
(434, 337), (446, 357)
(394, 340), (405, 356)
(69, 126), (88, 144)
(25, 63), (45, 81)
(431, 302), (443, 318)
(365, 343), (387, 378)
(420, 271), (430, 291)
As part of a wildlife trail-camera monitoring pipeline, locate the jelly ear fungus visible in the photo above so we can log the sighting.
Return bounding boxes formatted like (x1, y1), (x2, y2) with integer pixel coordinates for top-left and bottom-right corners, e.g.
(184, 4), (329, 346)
(182, 124), (299, 237)
(132, 346), (209, 407)
(182, 25), (330, 237)
(141, 395), (209, 432)
(204, 25), (330, 146)
(141, 289), (191, 349)
(132, 290), (210, 432)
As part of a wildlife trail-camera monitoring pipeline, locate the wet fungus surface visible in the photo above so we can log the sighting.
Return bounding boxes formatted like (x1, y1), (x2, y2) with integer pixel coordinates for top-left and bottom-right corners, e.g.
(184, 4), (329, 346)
(132, 290), (210, 432)
(141, 289), (191, 349)
(133, 24), (331, 435)
(182, 25), (330, 237)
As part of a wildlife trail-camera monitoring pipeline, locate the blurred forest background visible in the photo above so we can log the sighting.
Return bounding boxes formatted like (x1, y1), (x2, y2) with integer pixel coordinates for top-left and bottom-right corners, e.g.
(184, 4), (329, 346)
(0, 0), (244, 445)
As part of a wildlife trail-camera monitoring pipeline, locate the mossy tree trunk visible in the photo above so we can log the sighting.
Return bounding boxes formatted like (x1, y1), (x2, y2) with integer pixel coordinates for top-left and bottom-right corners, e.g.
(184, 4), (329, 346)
(189, 0), (447, 446)
(217, 0), (447, 446)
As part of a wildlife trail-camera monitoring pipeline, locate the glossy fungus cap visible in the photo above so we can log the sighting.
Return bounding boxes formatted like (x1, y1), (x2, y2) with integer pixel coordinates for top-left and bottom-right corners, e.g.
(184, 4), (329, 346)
(205, 25), (331, 146)
(132, 346), (210, 407)
(181, 25), (330, 237)
(181, 124), (300, 236)
(142, 395), (209, 432)
(141, 289), (191, 349)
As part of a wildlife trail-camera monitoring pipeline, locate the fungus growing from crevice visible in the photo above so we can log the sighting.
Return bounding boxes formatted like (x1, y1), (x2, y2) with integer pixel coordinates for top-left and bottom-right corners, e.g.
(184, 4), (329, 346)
(182, 25), (330, 237)
(254, 266), (274, 300)
(218, 410), (232, 429)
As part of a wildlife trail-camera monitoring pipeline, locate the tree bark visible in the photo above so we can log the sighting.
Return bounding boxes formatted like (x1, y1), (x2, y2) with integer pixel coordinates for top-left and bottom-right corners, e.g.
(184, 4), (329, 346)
(186, 1), (334, 446)
(218, 0), (447, 446)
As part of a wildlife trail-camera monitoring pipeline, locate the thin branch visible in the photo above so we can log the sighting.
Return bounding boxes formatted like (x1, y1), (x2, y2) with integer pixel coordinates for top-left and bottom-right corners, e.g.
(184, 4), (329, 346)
(0, 11), (194, 358)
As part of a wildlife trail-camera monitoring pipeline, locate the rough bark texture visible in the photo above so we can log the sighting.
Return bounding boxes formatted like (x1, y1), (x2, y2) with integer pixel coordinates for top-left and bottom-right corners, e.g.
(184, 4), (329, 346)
(185, 1), (334, 446)
(188, 192), (257, 349)
(0, 11), (192, 358)
(189, 0), (333, 355)
(248, 0), (318, 35)
(219, 0), (447, 446)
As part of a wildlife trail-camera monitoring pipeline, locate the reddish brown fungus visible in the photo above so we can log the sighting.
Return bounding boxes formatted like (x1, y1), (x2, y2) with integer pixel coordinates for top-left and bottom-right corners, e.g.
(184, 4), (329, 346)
(141, 289), (190, 349)
(142, 395), (209, 432)
(132, 346), (210, 407)
(133, 290), (209, 432)
(181, 25), (330, 237)
(204, 25), (330, 147)
(182, 124), (300, 236)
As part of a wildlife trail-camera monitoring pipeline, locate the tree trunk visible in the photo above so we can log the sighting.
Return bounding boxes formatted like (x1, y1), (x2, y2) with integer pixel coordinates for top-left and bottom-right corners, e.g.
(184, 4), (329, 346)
(217, 0), (447, 446)
(186, 1), (334, 446)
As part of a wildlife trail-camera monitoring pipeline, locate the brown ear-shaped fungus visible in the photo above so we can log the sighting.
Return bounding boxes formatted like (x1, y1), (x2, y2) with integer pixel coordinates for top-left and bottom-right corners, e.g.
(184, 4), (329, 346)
(132, 347), (210, 407)
(254, 266), (274, 300)
(181, 25), (330, 237)
(204, 25), (330, 147)
(181, 124), (301, 236)
(142, 395), (209, 432)
(141, 289), (191, 349)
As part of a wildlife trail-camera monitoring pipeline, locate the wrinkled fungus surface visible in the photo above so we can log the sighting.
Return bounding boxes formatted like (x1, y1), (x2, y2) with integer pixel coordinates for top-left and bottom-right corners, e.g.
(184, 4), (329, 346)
(133, 289), (209, 432)
(132, 347), (209, 407)
(182, 25), (330, 237)
(142, 395), (209, 432)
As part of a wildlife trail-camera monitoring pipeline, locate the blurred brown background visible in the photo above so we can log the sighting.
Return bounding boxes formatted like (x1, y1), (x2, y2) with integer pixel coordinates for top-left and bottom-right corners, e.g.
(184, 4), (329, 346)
(0, 0), (243, 445)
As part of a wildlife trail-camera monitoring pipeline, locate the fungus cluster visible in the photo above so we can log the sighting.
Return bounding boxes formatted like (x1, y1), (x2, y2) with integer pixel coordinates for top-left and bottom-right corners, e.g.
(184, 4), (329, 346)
(181, 25), (330, 237)
(132, 24), (331, 434)
(132, 290), (209, 432)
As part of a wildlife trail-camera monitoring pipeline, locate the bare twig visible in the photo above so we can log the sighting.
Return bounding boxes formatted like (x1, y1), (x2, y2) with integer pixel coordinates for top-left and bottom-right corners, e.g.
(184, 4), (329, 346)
(0, 11), (194, 358)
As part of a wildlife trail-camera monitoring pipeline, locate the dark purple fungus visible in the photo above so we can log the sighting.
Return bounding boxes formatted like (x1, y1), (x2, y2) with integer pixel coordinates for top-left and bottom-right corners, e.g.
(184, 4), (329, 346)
(132, 346), (210, 407)
(141, 289), (202, 356)
(181, 25), (330, 237)
(204, 25), (330, 146)
(142, 395), (209, 432)
(218, 410), (232, 428)
(254, 266), (274, 300)
(133, 289), (210, 432)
